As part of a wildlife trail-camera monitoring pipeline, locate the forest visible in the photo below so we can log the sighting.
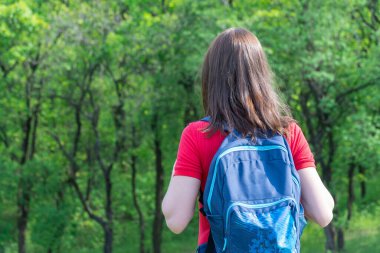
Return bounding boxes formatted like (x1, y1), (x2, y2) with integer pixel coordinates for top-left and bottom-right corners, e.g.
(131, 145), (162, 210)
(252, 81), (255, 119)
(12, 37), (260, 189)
(0, 0), (379, 252)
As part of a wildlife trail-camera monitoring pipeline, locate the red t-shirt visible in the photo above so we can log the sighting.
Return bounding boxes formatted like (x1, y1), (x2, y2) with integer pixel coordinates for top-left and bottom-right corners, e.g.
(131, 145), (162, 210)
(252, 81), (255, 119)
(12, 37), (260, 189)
(173, 121), (315, 245)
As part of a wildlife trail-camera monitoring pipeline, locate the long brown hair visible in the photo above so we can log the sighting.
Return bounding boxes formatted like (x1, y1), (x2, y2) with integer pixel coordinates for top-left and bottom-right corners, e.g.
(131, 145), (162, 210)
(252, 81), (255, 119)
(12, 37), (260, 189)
(201, 28), (293, 137)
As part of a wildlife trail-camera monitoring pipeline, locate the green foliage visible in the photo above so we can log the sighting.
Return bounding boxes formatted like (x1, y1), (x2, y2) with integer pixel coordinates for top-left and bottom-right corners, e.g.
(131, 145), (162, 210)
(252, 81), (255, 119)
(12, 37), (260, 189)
(0, 0), (379, 252)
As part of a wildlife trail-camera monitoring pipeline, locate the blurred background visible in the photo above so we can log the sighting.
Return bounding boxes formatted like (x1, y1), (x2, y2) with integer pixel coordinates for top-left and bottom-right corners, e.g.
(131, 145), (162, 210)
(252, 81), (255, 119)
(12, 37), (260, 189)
(0, 0), (379, 252)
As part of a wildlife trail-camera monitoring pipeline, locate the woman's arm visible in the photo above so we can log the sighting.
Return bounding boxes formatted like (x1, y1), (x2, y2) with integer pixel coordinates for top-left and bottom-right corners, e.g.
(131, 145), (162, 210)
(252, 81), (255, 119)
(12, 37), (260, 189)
(298, 167), (334, 227)
(162, 176), (200, 234)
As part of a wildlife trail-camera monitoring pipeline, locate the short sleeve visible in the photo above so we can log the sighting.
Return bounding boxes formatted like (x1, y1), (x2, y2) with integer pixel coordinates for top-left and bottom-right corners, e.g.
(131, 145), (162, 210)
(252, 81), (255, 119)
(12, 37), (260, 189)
(287, 123), (316, 170)
(173, 124), (202, 180)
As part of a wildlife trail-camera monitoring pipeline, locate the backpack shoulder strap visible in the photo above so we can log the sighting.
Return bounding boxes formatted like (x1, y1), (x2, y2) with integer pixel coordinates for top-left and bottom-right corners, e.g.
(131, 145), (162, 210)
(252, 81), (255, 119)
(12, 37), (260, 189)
(200, 116), (211, 122)
(198, 190), (206, 216)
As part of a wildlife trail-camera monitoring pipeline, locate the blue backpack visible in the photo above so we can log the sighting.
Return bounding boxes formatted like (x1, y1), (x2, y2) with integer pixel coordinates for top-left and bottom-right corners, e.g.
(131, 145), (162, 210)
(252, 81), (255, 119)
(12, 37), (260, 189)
(197, 118), (307, 253)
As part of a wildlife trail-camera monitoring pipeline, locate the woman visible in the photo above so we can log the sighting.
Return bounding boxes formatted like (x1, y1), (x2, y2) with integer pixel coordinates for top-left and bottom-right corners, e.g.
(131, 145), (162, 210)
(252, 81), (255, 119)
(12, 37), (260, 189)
(162, 28), (334, 252)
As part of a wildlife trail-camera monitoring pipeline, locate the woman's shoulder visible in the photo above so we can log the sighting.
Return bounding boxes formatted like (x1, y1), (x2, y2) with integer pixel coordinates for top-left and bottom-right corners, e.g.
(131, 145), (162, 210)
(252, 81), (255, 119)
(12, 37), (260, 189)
(187, 120), (210, 129)
(289, 121), (300, 131)
(179, 120), (208, 145)
(285, 121), (303, 141)
(181, 120), (207, 137)
(182, 120), (225, 143)
(284, 121), (316, 169)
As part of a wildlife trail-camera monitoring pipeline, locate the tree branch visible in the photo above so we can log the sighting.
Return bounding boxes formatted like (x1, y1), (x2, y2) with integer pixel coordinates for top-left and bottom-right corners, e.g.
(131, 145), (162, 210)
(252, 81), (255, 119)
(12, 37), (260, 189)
(69, 177), (107, 227)
(0, 60), (19, 78)
(355, 9), (377, 31)
(50, 132), (107, 227)
(335, 77), (380, 104)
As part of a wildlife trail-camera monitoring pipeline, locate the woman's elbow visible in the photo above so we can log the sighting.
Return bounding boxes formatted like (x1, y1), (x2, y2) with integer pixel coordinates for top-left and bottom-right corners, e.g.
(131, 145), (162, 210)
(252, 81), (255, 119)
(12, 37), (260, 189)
(165, 216), (187, 234)
(162, 202), (191, 234)
(304, 201), (334, 228)
(317, 211), (333, 228)
(162, 209), (189, 234)
(161, 200), (170, 220)
(318, 196), (335, 227)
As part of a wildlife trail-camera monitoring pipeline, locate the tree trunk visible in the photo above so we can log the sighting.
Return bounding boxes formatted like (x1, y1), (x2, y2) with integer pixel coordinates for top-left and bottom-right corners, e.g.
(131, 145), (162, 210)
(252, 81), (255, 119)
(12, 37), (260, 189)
(17, 193), (29, 253)
(324, 223), (336, 252)
(132, 154), (146, 253)
(18, 114), (33, 253)
(347, 164), (355, 221)
(337, 227), (344, 251)
(104, 169), (113, 253)
(358, 165), (366, 198)
(132, 126), (146, 253)
(104, 226), (113, 253)
(152, 132), (164, 253)
(18, 100), (38, 253)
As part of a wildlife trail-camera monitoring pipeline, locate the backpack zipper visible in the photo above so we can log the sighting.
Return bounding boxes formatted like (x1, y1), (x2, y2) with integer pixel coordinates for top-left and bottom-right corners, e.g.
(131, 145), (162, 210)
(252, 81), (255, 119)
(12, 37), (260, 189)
(207, 145), (288, 214)
(222, 197), (297, 252)
(225, 197), (297, 230)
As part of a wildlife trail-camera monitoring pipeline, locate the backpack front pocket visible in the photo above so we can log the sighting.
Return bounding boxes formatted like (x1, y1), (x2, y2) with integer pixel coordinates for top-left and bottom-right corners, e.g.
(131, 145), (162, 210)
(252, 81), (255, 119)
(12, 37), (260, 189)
(225, 199), (297, 253)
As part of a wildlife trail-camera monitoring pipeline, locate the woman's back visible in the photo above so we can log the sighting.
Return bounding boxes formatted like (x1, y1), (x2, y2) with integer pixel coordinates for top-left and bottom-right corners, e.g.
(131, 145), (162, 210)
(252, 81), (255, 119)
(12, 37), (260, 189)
(174, 120), (316, 246)
(162, 28), (334, 252)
